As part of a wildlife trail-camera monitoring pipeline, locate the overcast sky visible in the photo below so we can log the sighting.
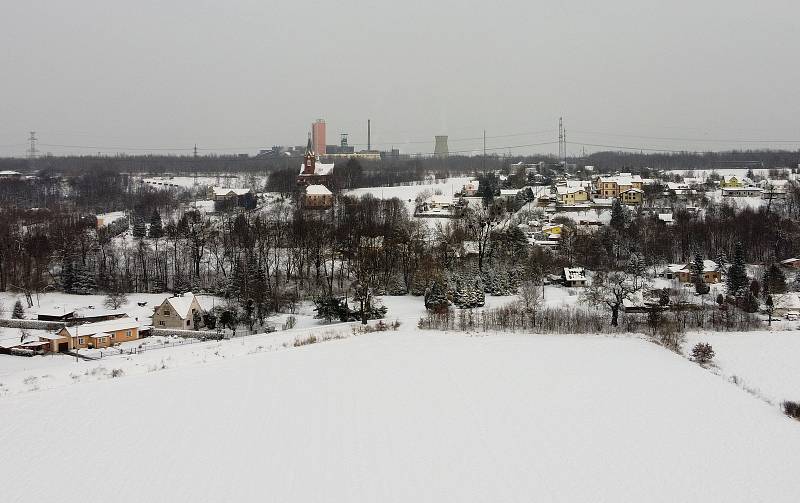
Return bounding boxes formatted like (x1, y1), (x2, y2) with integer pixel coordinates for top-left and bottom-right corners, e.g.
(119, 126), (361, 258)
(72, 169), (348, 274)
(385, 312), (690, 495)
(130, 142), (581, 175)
(1, 0), (799, 157)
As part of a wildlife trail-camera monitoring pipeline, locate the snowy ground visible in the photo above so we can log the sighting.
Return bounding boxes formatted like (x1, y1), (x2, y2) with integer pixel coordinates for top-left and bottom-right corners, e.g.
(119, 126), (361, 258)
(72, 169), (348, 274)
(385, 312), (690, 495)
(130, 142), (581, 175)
(2, 329), (800, 502)
(345, 177), (472, 216)
(684, 331), (800, 406)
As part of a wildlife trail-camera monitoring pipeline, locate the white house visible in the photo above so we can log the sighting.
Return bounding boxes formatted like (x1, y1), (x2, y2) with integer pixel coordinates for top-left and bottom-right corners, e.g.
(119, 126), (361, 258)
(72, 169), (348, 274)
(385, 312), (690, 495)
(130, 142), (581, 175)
(152, 293), (203, 330)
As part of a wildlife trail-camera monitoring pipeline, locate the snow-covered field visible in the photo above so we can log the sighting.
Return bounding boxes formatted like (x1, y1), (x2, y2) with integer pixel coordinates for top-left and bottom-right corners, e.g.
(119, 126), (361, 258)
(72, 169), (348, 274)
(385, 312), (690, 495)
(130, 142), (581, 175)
(345, 177), (472, 216)
(2, 329), (800, 502)
(684, 331), (800, 406)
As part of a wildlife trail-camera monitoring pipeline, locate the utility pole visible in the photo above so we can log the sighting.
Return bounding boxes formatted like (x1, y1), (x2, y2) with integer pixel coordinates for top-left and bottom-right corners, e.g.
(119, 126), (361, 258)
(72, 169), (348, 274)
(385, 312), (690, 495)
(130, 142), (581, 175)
(482, 129), (486, 172)
(27, 131), (38, 161)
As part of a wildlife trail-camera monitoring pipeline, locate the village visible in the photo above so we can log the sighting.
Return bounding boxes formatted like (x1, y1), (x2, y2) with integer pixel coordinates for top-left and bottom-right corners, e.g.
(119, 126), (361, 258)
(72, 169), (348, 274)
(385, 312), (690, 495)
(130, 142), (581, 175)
(2, 141), (800, 363)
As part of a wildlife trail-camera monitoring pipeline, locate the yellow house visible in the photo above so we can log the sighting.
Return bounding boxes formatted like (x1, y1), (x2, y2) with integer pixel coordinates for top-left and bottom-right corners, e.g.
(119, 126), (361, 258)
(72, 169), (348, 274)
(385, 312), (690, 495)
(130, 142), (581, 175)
(40, 317), (140, 352)
(556, 186), (589, 204)
(721, 175), (743, 188)
(596, 174), (643, 198)
(542, 223), (563, 235)
(619, 188), (643, 205)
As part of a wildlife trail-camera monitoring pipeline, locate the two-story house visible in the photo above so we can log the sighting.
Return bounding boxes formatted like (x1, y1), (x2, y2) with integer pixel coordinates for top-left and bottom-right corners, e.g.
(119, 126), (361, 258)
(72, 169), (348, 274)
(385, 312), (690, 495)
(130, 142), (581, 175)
(152, 293), (203, 330)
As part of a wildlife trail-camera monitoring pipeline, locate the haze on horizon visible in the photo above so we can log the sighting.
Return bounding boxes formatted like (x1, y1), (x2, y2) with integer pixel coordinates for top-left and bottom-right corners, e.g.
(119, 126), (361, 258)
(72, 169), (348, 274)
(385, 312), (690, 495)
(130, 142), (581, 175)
(1, 0), (799, 158)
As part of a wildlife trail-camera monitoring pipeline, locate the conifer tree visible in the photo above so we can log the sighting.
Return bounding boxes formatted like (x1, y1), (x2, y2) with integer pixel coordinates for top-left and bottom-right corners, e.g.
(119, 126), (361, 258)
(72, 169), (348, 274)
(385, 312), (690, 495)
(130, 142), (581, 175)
(726, 242), (748, 297)
(762, 263), (786, 297)
(132, 217), (146, 239)
(12, 299), (24, 319)
(610, 199), (625, 230)
(424, 280), (450, 312)
(474, 278), (486, 307)
(149, 210), (163, 239)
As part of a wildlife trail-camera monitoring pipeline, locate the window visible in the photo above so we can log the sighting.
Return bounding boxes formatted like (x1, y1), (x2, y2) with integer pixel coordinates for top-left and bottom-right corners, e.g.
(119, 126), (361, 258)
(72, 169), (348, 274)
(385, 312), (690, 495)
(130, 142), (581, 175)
(186, 320), (190, 326)
(126, 330), (131, 338)
(78, 337), (84, 345)
(164, 309), (171, 316)
(159, 321), (165, 326)
(110, 333), (115, 340)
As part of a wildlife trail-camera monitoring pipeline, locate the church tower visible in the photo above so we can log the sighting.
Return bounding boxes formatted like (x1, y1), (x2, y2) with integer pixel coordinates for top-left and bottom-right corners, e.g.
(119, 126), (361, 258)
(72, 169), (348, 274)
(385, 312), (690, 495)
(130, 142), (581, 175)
(302, 135), (316, 175)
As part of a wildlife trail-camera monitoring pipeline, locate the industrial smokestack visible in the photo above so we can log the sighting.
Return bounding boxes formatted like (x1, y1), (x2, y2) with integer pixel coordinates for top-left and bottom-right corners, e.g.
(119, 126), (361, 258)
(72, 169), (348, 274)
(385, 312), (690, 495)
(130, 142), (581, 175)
(367, 119), (371, 151)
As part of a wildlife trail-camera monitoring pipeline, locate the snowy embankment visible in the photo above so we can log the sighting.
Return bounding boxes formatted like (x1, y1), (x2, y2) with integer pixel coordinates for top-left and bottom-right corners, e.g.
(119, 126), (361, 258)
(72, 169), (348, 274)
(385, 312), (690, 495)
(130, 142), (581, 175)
(684, 331), (800, 406)
(1, 331), (799, 502)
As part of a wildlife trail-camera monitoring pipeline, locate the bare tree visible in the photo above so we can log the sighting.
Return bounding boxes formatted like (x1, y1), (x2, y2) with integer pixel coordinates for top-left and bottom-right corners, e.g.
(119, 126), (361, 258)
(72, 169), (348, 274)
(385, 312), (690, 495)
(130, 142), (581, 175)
(581, 270), (647, 327)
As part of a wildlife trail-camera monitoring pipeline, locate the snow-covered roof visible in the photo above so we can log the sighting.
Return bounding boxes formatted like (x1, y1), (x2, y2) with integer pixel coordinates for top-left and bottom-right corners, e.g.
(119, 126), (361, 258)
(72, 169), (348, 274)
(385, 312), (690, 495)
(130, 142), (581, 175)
(298, 161), (334, 177)
(306, 184), (332, 196)
(164, 293), (198, 319)
(39, 333), (68, 341)
(0, 170), (22, 176)
(90, 332), (112, 339)
(667, 182), (689, 190)
(664, 264), (685, 273)
(211, 187), (251, 197)
(680, 260), (718, 273)
(500, 189), (520, 196)
(63, 317), (140, 337)
(556, 186), (586, 195)
(780, 257), (800, 264)
(620, 188), (644, 194)
(599, 174), (643, 186)
(658, 213), (674, 223)
(96, 211), (127, 225)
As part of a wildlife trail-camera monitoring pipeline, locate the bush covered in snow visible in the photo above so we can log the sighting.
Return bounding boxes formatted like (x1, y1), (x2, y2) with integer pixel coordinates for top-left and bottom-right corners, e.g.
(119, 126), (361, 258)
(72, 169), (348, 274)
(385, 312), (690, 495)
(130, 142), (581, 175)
(691, 342), (715, 365)
(782, 401), (800, 420)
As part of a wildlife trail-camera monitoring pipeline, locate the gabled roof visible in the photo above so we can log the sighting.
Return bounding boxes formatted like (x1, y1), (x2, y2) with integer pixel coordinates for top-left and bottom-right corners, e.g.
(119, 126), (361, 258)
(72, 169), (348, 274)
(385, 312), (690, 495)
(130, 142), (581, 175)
(780, 257), (800, 264)
(298, 161), (334, 177)
(211, 187), (251, 197)
(556, 186), (586, 195)
(162, 293), (199, 319)
(306, 184), (332, 196)
(680, 260), (718, 273)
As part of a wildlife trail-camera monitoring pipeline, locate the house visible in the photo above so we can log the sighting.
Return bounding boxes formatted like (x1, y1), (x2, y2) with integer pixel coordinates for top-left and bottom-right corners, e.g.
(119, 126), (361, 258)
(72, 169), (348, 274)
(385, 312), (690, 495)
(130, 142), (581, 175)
(209, 187), (256, 210)
(674, 260), (720, 284)
(304, 184), (334, 209)
(39, 317), (140, 352)
(657, 213), (674, 225)
(555, 185), (589, 204)
(780, 257), (800, 270)
(462, 180), (480, 197)
(720, 175), (744, 188)
(619, 188), (643, 205)
(562, 267), (589, 287)
(499, 189), (521, 199)
(721, 187), (762, 197)
(36, 308), (127, 324)
(95, 211), (127, 229)
(596, 173), (644, 198)
(661, 264), (686, 280)
(152, 293), (203, 330)
(542, 223), (563, 238)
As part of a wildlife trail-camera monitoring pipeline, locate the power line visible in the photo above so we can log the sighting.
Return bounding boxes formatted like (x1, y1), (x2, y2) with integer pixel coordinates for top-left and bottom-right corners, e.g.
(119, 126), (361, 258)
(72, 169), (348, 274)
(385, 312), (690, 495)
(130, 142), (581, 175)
(568, 129), (800, 144)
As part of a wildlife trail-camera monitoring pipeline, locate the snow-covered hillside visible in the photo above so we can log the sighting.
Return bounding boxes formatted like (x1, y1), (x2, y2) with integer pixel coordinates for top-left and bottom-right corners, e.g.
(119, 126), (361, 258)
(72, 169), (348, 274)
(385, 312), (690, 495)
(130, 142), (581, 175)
(685, 332), (800, 405)
(2, 330), (799, 502)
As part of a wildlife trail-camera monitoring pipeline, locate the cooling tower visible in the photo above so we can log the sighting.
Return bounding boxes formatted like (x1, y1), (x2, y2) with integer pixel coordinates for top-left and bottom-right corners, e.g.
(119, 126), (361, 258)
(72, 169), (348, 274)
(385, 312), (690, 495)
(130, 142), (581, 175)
(434, 135), (449, 158)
